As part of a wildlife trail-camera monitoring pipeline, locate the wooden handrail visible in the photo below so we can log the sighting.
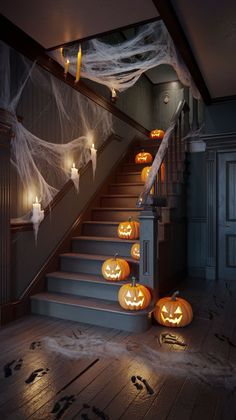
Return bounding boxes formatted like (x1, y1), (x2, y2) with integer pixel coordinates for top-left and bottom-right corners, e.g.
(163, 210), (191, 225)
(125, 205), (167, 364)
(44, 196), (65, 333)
(137, 99), (189, 208)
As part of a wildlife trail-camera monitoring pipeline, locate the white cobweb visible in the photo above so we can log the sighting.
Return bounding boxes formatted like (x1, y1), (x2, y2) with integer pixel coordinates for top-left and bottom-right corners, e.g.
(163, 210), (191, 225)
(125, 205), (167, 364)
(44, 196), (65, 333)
(51, 20), (200, 99)
(0, 41), (113, 238)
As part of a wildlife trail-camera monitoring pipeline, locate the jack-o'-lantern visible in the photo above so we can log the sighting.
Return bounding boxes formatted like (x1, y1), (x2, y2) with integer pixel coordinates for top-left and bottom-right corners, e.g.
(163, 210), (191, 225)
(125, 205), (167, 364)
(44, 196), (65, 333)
(118, 277), (151, 310)
(154, 291), (193, 327)
(149, 129), (165, 140)
(117, 217), (139, 240)
(135, 151), (153, 164)
(130, 242), (140, 260)
(141, 166), (151, 183)
(102, 253), (130, 281)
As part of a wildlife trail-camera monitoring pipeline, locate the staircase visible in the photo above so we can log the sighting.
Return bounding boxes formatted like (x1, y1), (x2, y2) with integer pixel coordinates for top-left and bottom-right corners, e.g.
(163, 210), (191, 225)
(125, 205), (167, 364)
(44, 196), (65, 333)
(31, 135), (187, 332)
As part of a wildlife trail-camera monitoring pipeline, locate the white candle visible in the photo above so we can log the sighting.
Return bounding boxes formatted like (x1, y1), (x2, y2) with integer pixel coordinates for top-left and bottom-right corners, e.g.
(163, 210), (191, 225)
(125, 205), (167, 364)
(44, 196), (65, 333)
(71, 162), (78, 180)
(90, 143), (97, 178)
(33, 196), (41, 216)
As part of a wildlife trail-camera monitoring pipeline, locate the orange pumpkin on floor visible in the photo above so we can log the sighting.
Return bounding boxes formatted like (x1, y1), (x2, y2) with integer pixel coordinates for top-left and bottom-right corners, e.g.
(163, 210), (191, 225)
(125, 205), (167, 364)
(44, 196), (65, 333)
(102, 253), (130, 281)
(118, 277), (151, 310)
(130, 242), (140, 260)
(154, 291), (193, 327)
(149, 129), (165, 140)
(117, 217), (139, 240)
(135, 151), (153, 164)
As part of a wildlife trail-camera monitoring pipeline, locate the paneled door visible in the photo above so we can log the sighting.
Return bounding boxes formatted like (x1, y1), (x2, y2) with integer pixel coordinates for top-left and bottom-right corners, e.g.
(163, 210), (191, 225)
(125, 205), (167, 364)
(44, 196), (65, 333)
(218, 152), (236, 280)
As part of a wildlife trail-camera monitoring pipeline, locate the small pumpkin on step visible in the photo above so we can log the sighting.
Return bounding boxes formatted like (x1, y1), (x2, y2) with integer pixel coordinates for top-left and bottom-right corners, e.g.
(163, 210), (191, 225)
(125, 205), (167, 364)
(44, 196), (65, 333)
(149, 129), (165, 140)
(130, 242), (140, 260)
(154, 291), (193, 327)
(102, 253), (130, 281)
(118, 277), (151, 310)
(117, 217), (140, 240)
(135, 151), (153, 164)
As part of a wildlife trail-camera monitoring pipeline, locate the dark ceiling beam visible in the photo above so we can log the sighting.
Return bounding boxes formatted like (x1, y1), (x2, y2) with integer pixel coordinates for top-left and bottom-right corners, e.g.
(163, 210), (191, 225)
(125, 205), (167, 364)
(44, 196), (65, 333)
(0, 14), (150, 137)
(152, 0), (212, 105)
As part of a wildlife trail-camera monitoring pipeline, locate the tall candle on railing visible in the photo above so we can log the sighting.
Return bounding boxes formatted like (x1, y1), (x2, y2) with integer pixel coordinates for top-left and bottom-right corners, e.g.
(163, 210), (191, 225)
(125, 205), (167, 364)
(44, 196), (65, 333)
(32, 196), (41, 216)
(75, 44), (82, 83)
(70, 162), (80, 191)
(90, 143), (97, 178)
(64, 59), (70, 77)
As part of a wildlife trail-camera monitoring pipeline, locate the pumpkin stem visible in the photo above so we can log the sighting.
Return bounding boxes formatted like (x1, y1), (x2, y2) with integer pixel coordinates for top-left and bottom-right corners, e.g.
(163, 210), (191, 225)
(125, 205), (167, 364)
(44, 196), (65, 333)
(114, 252), (119, 259)
(131, 276), (136, 287)
(128, 217), (132, 222)
(171, 290), (179, 301)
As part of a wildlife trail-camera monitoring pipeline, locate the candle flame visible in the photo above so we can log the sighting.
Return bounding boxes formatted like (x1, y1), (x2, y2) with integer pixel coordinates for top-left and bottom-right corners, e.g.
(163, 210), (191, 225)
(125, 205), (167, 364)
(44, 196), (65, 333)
(72, 162), (75, 168)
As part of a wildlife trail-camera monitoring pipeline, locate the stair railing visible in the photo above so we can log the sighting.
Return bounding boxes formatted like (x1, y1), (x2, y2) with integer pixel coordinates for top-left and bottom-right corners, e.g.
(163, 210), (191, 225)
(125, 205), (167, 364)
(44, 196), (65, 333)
(137, 99), (190, 298)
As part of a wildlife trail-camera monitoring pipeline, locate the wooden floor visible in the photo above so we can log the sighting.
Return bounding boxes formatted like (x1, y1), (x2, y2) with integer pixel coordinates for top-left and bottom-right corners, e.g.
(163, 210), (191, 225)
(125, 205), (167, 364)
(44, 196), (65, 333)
(1, 279), (236, 420)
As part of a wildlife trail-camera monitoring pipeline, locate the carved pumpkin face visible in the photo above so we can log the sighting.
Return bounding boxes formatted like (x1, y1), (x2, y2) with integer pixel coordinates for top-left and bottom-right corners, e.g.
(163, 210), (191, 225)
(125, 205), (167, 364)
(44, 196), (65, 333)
(131, 242), (140, 260)
(149, 129), (165, 140)
(154, 291), (193, 327)
(118, 277), (151, 311)
(117, 217), (139, 240)
(102, 254), (130, 281)
(135, 151), (153, 164)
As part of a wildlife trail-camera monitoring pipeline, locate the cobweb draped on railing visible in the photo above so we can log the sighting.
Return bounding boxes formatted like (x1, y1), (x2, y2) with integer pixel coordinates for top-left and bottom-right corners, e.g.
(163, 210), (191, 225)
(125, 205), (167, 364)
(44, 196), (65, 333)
(51, 20), (200, 99)
(0, 41), (113, 238)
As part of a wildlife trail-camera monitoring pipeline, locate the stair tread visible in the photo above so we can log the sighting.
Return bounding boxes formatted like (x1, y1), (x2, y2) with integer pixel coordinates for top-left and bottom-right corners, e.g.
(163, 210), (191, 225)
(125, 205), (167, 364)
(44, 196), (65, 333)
(109, 182), (143, 186)
(101, 194), (139, 198)
(31, 292), (152, 315)
(83, 221), (120, 225)
(92, 207), (140, 211)
(47, 271), (126, 286)
(72, 236), (137, 243)
(60, 252), (139, 264)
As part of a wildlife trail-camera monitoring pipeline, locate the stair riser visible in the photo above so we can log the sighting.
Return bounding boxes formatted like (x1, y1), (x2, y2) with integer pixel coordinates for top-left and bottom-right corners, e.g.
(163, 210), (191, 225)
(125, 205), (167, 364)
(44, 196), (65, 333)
(60, 256), (139, 276)
(120, 163), (149, 172)
(31, 299), (151, 332)
(108, 185), (143, 195)
(82, 223), (118, 237)
(47, 277), (120, 301)
(72, 238), (137, 258)
(116, 173), (141, 183)
(92, 209), (140, 222)
(100, 196), (138, 207)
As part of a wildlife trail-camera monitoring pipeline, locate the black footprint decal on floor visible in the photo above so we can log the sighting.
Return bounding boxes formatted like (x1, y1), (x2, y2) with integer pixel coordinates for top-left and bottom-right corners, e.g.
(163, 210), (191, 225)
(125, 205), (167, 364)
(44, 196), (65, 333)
(80, 403), (109, 420)
(29, 341), (42, 350)
(159, 333), (187, 348)
(215, 333), (236, 348)
(51, 395), (76, 419)
(3, 359), (23, 378)
(131, 375), (154, 395)
(25, 368), (49, 384)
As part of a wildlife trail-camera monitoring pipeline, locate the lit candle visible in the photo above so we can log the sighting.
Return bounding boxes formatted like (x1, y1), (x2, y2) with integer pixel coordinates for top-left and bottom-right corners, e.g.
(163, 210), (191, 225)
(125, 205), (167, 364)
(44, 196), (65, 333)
(90, 143), (97, 178)
(111, 88), (117, 102)
(64, 59), (70, 77)
(75, 44), (82, 83)
(33, 196), (41, 216)
(71, 162), (79, 180)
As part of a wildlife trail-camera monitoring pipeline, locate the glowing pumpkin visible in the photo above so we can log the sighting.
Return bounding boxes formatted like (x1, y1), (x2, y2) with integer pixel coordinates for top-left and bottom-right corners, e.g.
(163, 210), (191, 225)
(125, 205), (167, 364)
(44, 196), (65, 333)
(130, 242), (140, 260)
(102, 253), (130, 281)
(141, 166), (151, 183)
(118, 277), (151, 310)
(149, 129), (165, 140)
(154, 291), (193, 327)
(135, 151), (153, 164)
(117, 217), (139, 240)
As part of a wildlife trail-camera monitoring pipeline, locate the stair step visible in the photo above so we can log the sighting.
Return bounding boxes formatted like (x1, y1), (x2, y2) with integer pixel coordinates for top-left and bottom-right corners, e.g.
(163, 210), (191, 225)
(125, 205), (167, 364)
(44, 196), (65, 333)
(47, 271), (125, 301)
(120, 163), (151, 172)
(116, 172), (142, 183)
(60, 252), (139, 276)
(100, 194), (139, 207)
(108, 183), (143, 195)
(31, 292), (153, 332)
(92, 207), (140, 222)
(82, 221), (119, 237)
(72, 236), (137, 257)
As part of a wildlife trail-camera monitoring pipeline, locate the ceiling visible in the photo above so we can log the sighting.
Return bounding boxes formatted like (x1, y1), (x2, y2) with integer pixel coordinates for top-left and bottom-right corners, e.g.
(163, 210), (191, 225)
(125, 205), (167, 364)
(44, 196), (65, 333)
(1, 0), (236, 100)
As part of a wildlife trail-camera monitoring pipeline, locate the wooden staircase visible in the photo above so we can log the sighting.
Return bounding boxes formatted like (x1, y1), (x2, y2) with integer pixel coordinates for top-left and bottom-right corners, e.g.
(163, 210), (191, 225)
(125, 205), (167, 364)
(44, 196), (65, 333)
(31, 137), (187, 332)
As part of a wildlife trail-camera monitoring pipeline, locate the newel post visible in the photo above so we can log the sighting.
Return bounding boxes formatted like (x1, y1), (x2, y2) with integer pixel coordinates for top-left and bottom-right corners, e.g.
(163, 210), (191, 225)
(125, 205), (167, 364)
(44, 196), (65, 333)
(0, 109), (12, 319)
(139, 206), (159, 300)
